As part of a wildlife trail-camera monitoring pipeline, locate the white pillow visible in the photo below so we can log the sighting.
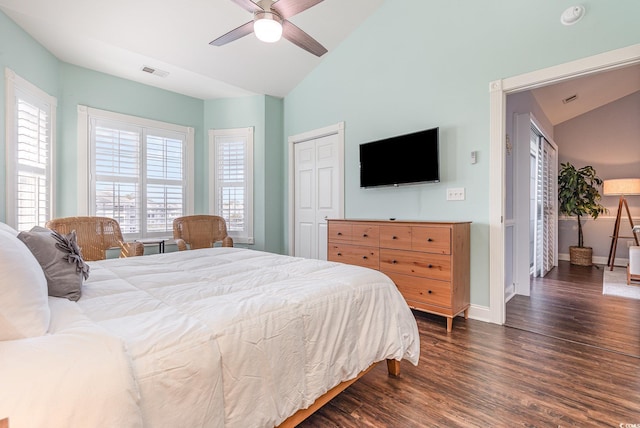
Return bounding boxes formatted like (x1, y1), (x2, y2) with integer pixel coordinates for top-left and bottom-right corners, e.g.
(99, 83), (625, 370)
(0, 221), (18, 236)
(0, 229), (50, 340)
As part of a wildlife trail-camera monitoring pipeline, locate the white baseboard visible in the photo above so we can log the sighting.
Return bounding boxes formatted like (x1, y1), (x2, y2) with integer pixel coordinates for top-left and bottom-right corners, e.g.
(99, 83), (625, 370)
(466, 304), (491, 323)
(558, 253), (627, 267)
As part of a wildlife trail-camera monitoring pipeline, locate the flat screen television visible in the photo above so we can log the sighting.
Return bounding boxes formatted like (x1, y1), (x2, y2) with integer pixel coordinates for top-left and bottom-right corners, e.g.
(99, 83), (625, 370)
(359, 127), (439, 188)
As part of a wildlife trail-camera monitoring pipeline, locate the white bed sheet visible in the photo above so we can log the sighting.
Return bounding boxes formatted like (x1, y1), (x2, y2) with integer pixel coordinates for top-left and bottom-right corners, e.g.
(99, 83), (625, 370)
(3, 247), (420, 427)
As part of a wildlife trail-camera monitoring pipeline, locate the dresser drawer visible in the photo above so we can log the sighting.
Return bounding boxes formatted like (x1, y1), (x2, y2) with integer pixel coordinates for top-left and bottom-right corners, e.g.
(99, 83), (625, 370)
(380, 225), (412, 250)
(386, 272), (452, 308)
(411, 227), (451, 254)
(380, 249), (451, 281)
(352, 224), (379, 246)
(328, 222), (352, 242)
(328, 243), (379, 270)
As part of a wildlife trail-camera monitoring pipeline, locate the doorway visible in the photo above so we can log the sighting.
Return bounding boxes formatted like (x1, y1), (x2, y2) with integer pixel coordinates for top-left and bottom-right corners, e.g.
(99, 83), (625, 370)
(489, 43), (640, 325)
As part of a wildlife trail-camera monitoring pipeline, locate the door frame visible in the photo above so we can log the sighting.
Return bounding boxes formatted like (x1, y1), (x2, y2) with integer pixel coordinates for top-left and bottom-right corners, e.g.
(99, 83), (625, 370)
(288, 122), (345, 256)
(489, 43), (640, 325)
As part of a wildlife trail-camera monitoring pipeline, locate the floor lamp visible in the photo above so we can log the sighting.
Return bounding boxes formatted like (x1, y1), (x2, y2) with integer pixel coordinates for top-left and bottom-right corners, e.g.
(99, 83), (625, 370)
(604, 178), (640, 270)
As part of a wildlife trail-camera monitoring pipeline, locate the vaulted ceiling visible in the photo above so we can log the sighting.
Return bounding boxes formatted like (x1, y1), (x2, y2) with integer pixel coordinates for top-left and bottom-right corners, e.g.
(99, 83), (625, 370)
(0, 0), (385, 99)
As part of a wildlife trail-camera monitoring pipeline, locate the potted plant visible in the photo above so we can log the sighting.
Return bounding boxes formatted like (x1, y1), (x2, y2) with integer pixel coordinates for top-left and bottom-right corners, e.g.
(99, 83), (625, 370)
(557, 162), (607, 266)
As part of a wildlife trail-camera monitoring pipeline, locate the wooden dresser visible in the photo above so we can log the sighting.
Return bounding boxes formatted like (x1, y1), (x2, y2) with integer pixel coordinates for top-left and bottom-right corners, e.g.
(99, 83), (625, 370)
(327, 219), (471, 332)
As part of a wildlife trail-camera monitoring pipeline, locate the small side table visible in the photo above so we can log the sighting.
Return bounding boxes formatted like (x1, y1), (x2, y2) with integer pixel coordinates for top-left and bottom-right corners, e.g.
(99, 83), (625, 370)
(135, 238), (166, 254)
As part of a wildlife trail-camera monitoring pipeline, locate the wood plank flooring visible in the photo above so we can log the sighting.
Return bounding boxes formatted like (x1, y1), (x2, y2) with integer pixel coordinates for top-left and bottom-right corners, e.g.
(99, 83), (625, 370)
(506, 261), (640, 357)
(298, 262), (640, 427)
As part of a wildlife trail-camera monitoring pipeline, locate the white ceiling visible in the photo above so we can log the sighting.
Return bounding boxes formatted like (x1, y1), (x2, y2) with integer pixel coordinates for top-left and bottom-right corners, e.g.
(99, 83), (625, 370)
(531, 63), (640, 125)
(0, 0), (385, 99)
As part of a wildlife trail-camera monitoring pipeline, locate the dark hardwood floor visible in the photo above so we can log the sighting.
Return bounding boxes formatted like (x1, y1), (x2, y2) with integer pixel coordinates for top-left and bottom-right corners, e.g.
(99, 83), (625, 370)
(298, 263), (640, 427)
(505, 261), (640, 357)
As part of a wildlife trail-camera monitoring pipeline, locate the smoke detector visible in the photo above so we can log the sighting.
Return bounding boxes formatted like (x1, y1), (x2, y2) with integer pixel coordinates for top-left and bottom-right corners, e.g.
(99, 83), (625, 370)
(141, 66), (169, 78)
(560, 5), (585, 26)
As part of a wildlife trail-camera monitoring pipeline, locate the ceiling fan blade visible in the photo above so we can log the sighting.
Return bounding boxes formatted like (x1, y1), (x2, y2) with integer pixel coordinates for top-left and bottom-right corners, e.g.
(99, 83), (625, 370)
(209, 21), (255, 46)
(272, 0), (323, 19)
(282, 20), (327, 57)
(230, 0), (263, 13)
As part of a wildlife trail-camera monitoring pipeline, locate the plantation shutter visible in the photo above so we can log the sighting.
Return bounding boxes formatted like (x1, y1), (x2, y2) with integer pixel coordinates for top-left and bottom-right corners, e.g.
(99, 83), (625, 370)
(92, 119), (141, 234)
(15, 90), (51, 231)
(91, 119), (187, 237)
(210, 127), (253, 244)
(145, 133), (186, 234)
(215, 136), (246, 232)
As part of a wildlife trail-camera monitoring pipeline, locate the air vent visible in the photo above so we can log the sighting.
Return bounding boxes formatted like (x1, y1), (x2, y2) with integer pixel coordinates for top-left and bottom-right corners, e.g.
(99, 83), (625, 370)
(562, 94), (578, 104)
(141, 66), (169, 78)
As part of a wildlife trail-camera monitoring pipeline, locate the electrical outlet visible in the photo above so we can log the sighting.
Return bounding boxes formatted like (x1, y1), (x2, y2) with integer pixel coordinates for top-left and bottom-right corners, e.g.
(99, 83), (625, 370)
(446, 187), (465, 201)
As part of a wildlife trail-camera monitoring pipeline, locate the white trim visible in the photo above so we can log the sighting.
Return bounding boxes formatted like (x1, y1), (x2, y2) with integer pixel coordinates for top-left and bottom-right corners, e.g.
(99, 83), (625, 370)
(489, 43), (640, 326)
(77, 105), (89, 214)
(467, 304), (491, 324)
(287, 122), (345, 256)
(5, 67), (57, 228)
(558, 253), (626, 267)
(208, 127), (254, 245)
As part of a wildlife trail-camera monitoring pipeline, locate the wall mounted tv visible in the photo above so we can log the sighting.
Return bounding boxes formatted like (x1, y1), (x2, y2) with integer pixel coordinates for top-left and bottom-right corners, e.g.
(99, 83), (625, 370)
(359, 127), (439, 188)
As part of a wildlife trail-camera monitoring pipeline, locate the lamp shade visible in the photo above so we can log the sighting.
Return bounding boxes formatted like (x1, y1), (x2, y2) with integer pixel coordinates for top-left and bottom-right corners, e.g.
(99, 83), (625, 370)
(603, 178), (640, 196)
(254, 12), (282, 43)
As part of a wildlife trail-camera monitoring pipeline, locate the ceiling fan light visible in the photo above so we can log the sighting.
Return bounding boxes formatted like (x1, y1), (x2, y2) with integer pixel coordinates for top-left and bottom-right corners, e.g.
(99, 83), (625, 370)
(254, 13), (283, 43)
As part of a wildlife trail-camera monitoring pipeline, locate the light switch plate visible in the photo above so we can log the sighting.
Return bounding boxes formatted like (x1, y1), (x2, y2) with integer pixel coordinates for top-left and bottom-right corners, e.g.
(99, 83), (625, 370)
(447, 188), (465, 201)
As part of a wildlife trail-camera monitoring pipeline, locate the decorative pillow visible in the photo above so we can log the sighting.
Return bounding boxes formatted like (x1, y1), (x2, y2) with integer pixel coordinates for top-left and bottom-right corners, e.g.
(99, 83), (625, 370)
(17, 227), (90, 302)
(0, 229), (50, 341)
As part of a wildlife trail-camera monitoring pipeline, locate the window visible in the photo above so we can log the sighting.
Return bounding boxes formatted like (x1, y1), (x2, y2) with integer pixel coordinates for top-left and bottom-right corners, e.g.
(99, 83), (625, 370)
(5, 68), (56, 231)
(78, 106), (194, 238)
(209, 128), (254, 244)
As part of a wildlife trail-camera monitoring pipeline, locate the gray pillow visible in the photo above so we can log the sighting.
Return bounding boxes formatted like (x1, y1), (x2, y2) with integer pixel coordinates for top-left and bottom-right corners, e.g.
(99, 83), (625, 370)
(17, 226), (90, 302)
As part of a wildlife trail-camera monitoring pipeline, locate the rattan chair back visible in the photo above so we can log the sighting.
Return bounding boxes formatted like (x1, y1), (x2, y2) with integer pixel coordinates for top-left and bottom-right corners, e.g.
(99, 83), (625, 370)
(45, 216), (143, 261)
(172, 215), (233, 250)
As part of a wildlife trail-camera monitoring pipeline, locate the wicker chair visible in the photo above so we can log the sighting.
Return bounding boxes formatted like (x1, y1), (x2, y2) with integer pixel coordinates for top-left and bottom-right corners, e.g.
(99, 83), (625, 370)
(45, 216), (144, 261)
(172, 215), (233, 251)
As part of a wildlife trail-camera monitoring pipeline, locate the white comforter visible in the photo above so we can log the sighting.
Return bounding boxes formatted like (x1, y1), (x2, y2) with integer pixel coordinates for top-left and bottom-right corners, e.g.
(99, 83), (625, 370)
(2, 248), (420, 427)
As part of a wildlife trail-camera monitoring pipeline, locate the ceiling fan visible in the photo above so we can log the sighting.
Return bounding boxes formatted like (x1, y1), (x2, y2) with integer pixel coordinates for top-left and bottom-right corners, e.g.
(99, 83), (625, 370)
(210, 0), (328, 57)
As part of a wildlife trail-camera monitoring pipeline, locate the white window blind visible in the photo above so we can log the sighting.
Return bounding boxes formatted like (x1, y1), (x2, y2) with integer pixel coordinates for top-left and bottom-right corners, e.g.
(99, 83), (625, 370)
(209, 128), (254, 244)
(81, 107), (194, 239)
(5, 69), (56, 231)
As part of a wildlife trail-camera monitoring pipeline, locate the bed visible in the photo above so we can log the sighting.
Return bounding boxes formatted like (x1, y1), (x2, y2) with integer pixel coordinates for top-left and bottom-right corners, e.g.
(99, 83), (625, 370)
(0, 227), (420, 427)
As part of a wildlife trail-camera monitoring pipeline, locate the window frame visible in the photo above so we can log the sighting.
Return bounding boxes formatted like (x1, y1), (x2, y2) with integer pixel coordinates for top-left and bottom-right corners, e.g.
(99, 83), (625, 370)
(78, 105), (194, 238)
(208, 127), (254, 245)
(4, 67), (57, 231)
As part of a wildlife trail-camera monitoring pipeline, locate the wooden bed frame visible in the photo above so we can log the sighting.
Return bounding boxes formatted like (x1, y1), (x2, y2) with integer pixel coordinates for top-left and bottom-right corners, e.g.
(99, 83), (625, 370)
(278, 359), (400, 427)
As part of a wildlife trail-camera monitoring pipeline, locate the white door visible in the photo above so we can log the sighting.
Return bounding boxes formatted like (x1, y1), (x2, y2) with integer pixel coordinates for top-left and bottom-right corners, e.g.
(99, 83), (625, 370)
(292, 129), (343, 260)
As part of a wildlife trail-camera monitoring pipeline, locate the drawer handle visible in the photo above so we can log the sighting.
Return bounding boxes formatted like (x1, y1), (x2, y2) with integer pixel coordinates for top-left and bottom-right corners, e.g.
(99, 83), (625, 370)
(427, 238), (433, 242)
(337, 252), (342, 256)
(392, 236), (397, 240)
(362, 256), (368, 260)
(428, 290), (432, 294)
(363, 234), (368, 237)
(337, 232), (342, 236)
(428, 264), (433, 268)
(392, 260), (398, 264)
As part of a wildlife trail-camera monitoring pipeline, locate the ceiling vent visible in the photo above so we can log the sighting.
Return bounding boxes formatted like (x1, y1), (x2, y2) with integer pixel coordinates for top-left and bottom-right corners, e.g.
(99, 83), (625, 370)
(141, 66), (169, 78)
(562, 94), (578, 104)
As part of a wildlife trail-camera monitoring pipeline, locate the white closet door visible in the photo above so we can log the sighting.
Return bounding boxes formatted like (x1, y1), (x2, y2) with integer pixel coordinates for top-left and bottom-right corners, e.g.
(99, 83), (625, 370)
(294, 133), (341, 260)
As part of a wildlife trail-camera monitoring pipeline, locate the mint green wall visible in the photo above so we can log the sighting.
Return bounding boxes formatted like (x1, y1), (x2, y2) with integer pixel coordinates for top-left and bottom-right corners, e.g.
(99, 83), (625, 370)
(57, 63), (205, 215)
(204, 95), (285, 253)
(283, 0), (640, 307)
(264, 96), (285, 254)
(0, 10), (60, 223)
